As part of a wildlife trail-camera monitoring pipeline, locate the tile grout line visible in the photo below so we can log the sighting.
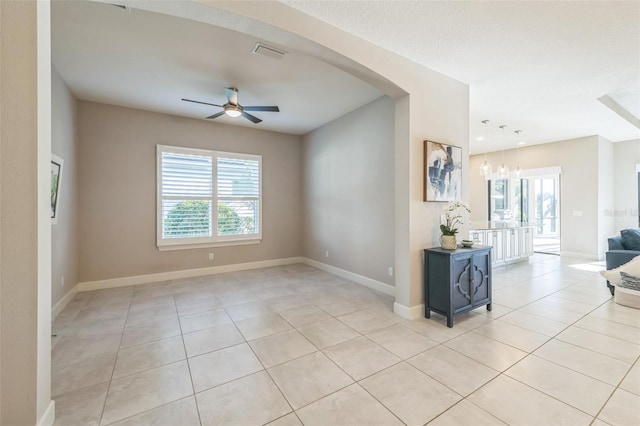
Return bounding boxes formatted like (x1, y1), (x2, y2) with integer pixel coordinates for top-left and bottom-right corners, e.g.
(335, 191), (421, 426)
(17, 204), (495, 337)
(426, 397), (509, 426)
(528, 348), (633, 388)
(589, 352), (640, 424)
(174, 288), (204, 426)
(502, 366), (612, 420)
(242, 327), (298, 423)
(97, 293), (133, 426)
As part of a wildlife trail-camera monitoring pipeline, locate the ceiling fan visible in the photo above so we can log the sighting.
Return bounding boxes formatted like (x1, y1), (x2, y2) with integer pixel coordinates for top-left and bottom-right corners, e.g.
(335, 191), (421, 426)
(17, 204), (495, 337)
(182, 87), (279, 124)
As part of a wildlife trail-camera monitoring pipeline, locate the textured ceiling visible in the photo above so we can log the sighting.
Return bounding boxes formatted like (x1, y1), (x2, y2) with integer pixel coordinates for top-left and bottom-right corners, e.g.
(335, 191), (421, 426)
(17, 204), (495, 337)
(51, 1), (383, 135)
(282, 0), (640, 152)
(52, 0), (640, 151)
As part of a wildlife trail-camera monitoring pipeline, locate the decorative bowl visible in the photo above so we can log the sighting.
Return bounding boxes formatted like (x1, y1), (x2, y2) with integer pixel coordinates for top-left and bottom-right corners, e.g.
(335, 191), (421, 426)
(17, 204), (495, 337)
(461, 240), (474, 248)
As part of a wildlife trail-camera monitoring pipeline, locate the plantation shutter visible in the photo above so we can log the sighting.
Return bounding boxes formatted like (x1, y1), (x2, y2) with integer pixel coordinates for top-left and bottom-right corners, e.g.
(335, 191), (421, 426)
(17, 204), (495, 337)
(217, 155), (261, 236)
(160, 150), (213, 239)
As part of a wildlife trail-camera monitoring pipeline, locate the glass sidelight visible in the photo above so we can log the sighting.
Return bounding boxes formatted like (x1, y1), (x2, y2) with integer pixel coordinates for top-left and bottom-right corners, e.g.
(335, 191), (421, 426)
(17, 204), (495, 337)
(531, 175), (560, 254)
(487, 178), (529, 223)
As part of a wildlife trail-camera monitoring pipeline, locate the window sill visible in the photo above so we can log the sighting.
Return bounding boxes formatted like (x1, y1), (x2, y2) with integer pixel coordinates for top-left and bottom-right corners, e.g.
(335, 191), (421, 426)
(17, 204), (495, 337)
(158, 239), (261, 251)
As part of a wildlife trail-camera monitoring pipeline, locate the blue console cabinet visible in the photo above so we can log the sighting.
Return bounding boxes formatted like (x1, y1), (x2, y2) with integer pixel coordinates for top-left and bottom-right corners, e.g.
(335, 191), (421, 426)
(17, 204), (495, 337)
(423, 245), (492, 327)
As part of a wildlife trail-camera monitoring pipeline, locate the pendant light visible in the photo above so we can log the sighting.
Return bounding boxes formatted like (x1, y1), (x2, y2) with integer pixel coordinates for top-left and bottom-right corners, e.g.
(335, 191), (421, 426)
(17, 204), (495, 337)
(513, 130), (523, 178)
(478, 120), (493, 177)
(496, 125), (510, 178)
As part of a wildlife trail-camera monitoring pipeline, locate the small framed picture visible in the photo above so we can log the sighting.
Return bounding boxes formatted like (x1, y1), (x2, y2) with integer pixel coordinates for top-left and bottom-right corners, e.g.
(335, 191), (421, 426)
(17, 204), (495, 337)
(51, 154), (64, 224)
(424, 141), (462, 202)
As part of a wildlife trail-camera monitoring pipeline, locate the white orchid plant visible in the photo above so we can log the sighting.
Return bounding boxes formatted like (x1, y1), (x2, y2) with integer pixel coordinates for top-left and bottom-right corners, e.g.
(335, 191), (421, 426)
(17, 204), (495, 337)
(440, 201), (471, 236)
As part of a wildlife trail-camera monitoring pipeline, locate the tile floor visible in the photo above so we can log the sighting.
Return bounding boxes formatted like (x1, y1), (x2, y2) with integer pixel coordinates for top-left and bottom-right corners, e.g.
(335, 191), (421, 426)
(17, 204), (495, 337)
(51, 255), (640, 425)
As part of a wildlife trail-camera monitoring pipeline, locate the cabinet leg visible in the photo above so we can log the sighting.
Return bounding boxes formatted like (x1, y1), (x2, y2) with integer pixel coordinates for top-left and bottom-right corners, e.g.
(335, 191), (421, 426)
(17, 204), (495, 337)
(486, 303), (492, 312)
(425, 308), (431, 319)
(447, 315), (453, 328)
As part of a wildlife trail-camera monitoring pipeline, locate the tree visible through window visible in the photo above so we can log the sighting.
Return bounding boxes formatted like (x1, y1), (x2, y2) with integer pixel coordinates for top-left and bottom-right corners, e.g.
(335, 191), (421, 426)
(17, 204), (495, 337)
(163, 201), (254, 237)
(218, 203), (254, 235)
(164, 200), (210, 237)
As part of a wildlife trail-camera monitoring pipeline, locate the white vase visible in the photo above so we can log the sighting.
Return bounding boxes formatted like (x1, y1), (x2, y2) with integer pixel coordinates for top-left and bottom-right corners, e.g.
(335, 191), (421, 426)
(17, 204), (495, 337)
(440, 235), (457, 250)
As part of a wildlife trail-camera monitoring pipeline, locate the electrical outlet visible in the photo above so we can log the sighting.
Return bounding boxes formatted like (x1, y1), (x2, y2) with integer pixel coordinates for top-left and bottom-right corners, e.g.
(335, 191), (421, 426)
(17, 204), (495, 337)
(209, 252), (214, 260)
(388, 267), (393, 277)
(61, 276), (65, 288)
(325, 250), (329, 258)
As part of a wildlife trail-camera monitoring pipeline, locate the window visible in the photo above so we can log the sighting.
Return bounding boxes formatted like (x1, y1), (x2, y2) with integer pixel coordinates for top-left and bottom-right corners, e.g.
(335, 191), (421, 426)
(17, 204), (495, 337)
(487, 178), (529, 222)
(157, 145), (261, 250)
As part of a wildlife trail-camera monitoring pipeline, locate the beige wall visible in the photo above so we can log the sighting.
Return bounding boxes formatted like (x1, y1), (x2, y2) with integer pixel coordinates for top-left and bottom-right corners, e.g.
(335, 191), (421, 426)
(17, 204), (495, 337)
(51, 66), (78, 307)
(0, 1), (39, 424)
(613, 139), (640, 231)
(197, 0), (470, 314)
(598, 137), (616, 258)
(470, 136), (602, 258)
(77, 102), (302, 282)
(302, 96), (395, 285)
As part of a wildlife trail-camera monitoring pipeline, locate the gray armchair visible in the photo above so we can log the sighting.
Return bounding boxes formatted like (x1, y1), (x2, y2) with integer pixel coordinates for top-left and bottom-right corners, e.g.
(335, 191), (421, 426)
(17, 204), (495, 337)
(606, 235), (640, 295)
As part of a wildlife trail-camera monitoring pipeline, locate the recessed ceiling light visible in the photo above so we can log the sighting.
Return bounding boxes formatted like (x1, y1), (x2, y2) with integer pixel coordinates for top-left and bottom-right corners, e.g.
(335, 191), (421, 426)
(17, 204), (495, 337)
(518, 141), (526, 145)
(476, 136), (484, 141)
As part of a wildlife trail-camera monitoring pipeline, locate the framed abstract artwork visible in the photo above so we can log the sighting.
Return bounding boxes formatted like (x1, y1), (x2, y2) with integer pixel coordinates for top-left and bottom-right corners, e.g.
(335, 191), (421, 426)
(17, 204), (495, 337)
(51, 154), (64, 225)
(423, 141), (462, 202)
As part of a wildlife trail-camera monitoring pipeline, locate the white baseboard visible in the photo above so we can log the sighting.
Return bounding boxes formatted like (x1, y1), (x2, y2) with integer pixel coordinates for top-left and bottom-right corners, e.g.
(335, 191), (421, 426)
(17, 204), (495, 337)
(77, 257), (303, 292)
(560, 251), (600, 261)
(37, 400), (55, 426)
(393, 302), (424, 320)
(301, 258), (395, 296)
(51, 284), (78, 322)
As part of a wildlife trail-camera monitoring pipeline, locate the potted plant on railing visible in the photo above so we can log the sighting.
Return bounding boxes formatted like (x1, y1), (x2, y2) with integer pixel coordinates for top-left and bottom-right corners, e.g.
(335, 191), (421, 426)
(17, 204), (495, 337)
(440, 201), (471, 250)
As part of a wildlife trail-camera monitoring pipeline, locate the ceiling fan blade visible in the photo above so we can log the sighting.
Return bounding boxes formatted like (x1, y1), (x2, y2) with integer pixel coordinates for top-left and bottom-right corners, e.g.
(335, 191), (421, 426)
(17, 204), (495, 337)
(206, 111), (226, 120)
(242, 106), (280, 112)
(225, 88), (239, 105)
(241, 111), (262, 124)
(182, 98), (223, 108)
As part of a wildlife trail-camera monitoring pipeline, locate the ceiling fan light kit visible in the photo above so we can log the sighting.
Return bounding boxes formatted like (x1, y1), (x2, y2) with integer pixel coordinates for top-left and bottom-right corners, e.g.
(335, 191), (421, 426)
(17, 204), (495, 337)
(182, 87), (279, 124)
(224, 104), (242, 117)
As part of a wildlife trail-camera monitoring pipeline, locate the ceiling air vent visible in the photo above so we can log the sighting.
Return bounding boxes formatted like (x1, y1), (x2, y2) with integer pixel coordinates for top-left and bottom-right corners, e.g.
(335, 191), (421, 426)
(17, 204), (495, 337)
(107, 3), (130, 12)
(252, 42), (287, 60)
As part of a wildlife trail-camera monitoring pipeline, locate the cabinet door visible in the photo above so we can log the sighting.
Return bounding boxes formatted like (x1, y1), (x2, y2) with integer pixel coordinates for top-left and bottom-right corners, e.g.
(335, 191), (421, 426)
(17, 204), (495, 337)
(504, 230), (512, 262)
(489, 230), (504, 263)
(511, 228), (520, 259)
(518, 227), (528, 257)
(452, 256), (472, 311)
(521, 227), (533, 256)
(471, 252), (490, 304)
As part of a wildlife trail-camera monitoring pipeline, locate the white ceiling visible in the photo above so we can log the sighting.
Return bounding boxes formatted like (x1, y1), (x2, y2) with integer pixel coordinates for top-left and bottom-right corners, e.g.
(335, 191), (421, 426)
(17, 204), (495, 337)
(51, 1), (383, 135)
(282, 0), (640, 153)
(53, 1), (640, 152)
